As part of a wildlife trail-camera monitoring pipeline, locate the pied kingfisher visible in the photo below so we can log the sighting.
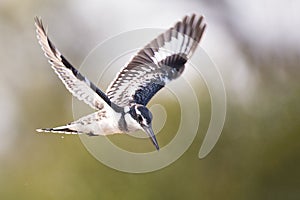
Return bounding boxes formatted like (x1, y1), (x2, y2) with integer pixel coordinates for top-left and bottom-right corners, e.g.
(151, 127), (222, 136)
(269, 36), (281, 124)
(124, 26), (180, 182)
(35, 14), (206, 150)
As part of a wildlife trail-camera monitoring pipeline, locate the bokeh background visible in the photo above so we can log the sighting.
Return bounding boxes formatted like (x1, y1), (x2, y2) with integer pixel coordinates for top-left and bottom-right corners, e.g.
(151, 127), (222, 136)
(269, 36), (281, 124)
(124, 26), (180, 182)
(1, 0), (299, 199)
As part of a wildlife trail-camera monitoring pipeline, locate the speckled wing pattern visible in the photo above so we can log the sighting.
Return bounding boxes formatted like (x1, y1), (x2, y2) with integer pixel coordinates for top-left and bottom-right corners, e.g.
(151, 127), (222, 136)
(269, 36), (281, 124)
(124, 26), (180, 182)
(106, 14), (206, 106)
(34, 17), (113, 111)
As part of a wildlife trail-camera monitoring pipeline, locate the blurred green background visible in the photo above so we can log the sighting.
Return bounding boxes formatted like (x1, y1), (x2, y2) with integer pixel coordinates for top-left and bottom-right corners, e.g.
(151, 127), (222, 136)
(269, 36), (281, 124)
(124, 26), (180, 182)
(0, 0), (299, 199)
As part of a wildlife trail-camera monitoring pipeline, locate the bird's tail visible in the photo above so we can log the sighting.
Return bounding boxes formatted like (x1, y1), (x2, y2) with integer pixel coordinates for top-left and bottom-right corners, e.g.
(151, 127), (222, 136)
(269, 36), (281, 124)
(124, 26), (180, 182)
(36, 124), (81, 135)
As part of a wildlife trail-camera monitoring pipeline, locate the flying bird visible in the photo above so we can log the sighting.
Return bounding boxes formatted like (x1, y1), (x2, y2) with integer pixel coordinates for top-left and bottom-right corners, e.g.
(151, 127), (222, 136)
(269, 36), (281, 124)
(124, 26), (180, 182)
(35, 14), (206, 150)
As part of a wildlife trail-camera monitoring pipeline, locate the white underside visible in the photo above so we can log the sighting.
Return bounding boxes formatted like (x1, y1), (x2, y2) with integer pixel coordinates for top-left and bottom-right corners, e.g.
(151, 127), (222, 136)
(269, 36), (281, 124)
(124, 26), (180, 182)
(37, 110), (143, 136)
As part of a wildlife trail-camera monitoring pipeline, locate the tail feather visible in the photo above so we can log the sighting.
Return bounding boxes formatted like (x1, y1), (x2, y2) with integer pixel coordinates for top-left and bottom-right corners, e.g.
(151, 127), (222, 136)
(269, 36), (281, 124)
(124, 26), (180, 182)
(36, 125), (81, 135)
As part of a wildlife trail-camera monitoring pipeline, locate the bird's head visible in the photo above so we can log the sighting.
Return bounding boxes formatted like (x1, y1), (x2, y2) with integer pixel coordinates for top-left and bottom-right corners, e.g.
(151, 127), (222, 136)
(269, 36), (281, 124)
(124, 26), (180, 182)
(129, 104), (159, 150)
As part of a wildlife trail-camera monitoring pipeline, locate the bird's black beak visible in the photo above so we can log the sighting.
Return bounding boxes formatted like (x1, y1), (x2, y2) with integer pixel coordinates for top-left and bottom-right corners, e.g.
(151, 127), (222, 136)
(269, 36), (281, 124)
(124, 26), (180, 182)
(143, 125), (159, 151)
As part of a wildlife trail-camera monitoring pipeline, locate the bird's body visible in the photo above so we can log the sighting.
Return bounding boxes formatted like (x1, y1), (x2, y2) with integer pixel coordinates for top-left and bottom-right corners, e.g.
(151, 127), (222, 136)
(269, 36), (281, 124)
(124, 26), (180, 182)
(35, 14), (206, 150)
(39, 106), (142, 136)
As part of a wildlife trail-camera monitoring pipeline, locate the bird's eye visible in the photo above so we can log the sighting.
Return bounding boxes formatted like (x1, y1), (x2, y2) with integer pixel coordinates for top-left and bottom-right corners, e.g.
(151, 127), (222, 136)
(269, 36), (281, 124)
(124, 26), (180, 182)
(137, 115), (143, 122)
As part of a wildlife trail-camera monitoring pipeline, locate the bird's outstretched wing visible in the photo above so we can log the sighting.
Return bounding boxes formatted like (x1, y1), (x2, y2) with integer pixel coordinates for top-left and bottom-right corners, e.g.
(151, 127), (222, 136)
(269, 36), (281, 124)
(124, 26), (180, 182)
(106, 14), (206, 107)
(35, 17), (114, 111)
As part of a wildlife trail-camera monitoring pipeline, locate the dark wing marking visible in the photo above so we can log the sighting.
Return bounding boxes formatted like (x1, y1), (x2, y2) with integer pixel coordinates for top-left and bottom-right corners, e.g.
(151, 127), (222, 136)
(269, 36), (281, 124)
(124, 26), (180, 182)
(34, 17), (115, 111)
(106, 14), (206, 106)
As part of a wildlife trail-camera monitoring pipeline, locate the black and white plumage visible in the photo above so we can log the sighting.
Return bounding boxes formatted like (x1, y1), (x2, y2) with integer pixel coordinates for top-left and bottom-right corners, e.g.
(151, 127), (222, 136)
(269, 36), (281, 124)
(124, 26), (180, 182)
(35, 14), (206, 150)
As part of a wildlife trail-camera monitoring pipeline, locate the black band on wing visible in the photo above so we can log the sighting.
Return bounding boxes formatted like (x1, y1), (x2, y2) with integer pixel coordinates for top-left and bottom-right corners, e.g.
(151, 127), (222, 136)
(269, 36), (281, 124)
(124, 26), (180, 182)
(132, 53), (187, 105)
(60, 55), (113, 107)
(160, 53), (187, 72)
(132, 81), (165, 105)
